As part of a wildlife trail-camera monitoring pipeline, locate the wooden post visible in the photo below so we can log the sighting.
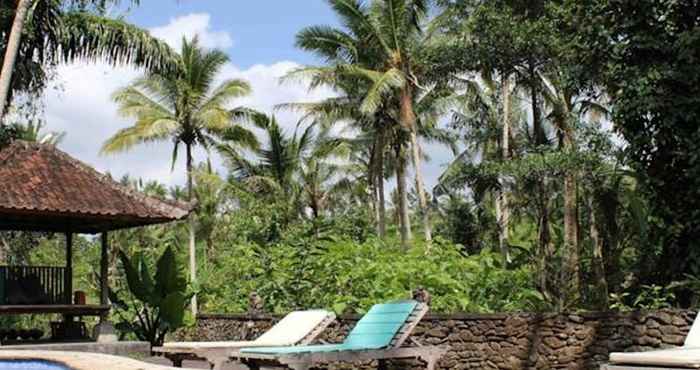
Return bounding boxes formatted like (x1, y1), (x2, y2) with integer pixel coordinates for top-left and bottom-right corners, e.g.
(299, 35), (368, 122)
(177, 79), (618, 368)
(100, 232), (108, 307)
(65, 232), (73, 305)
(96, 231), (117, 342)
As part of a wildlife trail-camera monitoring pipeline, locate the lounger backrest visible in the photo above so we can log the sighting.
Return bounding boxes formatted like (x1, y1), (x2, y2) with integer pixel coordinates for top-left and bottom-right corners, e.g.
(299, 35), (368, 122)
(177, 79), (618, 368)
(254, 310), (335, 346)
(685, 313), (700, 347)
(342, 300), (422, 349)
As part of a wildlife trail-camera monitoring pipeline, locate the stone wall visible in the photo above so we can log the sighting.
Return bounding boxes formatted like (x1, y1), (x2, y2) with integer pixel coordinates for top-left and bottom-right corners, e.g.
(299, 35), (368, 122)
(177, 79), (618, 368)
(173, 310), (697, 370)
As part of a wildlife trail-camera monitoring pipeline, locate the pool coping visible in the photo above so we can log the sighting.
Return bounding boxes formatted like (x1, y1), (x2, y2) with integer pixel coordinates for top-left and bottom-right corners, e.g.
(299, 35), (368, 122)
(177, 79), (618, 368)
(0, 350), (195, 370)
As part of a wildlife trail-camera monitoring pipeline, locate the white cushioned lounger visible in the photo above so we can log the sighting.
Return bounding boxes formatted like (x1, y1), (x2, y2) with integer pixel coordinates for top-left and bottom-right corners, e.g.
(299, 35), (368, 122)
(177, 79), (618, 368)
(154, 309), (335, 367)
(609, 347), (700, 368)
(605, 313), (700, 369)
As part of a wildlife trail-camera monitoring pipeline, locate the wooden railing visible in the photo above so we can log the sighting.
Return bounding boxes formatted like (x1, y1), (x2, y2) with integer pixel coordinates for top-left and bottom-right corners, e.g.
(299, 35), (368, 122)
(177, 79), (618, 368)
(0, 266), (70, 305)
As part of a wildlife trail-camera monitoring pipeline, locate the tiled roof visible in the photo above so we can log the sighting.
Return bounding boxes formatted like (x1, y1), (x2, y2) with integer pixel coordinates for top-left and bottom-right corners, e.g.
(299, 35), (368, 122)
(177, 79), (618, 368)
(0, 141), (192, 233)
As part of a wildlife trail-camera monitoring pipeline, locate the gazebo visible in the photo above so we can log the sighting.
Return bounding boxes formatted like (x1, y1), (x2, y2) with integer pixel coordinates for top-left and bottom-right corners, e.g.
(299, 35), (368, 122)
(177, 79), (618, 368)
(0, 140), (192, 342)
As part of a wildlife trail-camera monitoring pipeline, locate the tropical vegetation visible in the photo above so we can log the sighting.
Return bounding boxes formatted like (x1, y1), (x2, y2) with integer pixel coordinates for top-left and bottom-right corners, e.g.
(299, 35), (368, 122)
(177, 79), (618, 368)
(1, 0), (700, 342)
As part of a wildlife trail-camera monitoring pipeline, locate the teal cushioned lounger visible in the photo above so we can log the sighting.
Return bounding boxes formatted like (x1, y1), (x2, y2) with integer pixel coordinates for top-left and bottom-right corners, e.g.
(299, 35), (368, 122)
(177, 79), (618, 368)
(240, 300), (418, 354)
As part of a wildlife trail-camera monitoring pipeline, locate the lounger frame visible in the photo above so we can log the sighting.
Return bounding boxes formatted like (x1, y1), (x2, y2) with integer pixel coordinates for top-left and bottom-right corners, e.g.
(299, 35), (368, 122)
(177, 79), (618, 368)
(154, 312), (336, 368)
(232, 302), (448, 370)
(602, 365), (698, 370)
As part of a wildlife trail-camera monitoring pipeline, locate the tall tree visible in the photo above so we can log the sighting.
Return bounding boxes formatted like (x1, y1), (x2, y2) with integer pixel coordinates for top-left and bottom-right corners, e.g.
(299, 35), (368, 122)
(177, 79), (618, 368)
(558, 0), (700, 299)
(0, 0), (32, 118)
(0, 0), (173, 120)
(293, 0), (440, 248)
(102, 37), (253, 315)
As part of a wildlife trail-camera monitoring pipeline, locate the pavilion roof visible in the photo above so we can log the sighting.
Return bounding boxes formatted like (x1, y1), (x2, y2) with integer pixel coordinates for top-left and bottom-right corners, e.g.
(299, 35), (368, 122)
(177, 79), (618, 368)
(0, 141), (192, 233)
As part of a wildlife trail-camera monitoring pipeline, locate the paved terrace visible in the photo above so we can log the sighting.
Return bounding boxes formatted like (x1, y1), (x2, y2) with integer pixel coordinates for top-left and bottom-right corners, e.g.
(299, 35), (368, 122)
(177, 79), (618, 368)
(0, 350), (199, 370)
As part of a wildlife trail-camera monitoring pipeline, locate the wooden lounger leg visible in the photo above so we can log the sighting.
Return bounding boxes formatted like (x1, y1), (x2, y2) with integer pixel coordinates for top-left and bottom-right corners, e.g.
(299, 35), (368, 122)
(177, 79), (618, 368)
(207, 355), (230, 370)
(209, 359), (223, 370)
(420, 352), (442, 370)
(165, 354), (184, 368)
(241, 360), (261, 370)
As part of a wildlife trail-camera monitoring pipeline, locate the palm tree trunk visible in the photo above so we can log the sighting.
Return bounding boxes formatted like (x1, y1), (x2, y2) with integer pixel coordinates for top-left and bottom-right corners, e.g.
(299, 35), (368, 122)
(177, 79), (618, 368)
(529, 61), (545, 146)
(400, 84), (431, 245)
(0, 0), (32, 120)
(537, 204), (551, 300)
(376, 131), (387, 239)
(186, 143), (198, 316)
(370, 177), (380, 233)
(395, 144), (411, 250)
(409, 131), (432, 246)
(498, 74), (512, 261)
(588, 195), (608, 309)
(561, 127), (580, 308)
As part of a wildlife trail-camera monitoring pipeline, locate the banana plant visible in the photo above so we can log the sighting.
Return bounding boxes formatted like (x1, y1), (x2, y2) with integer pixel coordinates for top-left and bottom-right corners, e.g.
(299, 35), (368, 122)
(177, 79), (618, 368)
(109, 246), (188, 348)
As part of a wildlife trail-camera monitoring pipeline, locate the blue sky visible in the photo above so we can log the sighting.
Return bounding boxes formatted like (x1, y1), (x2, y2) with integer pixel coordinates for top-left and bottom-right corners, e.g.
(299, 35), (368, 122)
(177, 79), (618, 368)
(128, 0), (339, 67)
(41, 1), (453, 192)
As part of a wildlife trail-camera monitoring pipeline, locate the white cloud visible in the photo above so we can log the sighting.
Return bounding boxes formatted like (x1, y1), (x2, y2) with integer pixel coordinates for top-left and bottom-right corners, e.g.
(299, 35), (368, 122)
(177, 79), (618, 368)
(218, 61), (335, 130)
(40, 13), (335, 188)
(150, 13), (233, 50)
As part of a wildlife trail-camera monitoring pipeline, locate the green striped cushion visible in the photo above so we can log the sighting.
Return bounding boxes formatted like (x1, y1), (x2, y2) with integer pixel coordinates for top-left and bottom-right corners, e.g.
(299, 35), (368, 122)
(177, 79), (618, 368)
(240, 300), (418, 355)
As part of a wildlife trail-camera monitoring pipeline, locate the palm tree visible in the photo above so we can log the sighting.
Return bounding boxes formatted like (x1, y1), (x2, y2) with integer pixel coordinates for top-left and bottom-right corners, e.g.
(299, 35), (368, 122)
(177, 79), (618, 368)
(298, 132), (352, 221)
(293, 0), (435, 247)
(0, 0), (32, 118)
(539, 69), (609, 307)
(8, 121), (65, 146)
(221, 114), (306, 196)
(436, 72), (522, 259)
(0, 0), (174, 120)
(102, 37), (253, 315)
(283, 93), (395, 240)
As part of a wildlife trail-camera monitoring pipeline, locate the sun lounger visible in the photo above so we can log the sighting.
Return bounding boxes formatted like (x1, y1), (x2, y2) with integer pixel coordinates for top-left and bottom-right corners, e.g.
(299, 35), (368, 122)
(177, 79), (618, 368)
(153, 309), (335, 368)
(602, 314), (700, 370)
(231, 300), (448, 370)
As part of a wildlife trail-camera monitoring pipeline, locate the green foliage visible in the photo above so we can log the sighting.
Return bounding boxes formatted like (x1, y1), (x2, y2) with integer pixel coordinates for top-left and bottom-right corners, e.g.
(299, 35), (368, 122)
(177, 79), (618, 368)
(0, 124), (18, 149)
(609, 285), (675, 312)
(204, 236), (544, 315)
(110, 245), (188, 347)
(556, 0), (700, 298)
(194, 190), (543, 314)
(434, 197), (492, 254)
(669, 269), (700, 309)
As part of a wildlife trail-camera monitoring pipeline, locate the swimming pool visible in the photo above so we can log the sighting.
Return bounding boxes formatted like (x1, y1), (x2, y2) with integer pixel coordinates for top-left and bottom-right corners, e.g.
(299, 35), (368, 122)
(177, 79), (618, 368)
(0, 351), (174, 370)
(0, 360), (70, 370)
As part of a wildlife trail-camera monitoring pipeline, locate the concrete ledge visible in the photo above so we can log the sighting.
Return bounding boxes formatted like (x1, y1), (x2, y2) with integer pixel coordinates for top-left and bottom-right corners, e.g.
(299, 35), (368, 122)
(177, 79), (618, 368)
(0, 350), (195, 370)
(0, 341), (150, 357)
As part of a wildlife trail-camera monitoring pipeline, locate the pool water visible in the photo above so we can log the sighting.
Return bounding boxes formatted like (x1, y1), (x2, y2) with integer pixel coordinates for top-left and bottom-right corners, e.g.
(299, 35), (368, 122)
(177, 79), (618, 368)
(0, 360), (70, 370)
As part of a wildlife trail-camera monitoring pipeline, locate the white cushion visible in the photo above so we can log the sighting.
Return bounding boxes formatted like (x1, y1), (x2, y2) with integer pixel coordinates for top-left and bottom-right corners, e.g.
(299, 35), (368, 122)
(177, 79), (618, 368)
(686, 313), (700, 347)
(610, 347), (700, 368)
(162, 309), (332, 349)
(608, 313), (700, 368)
(254, 309), (331, 346)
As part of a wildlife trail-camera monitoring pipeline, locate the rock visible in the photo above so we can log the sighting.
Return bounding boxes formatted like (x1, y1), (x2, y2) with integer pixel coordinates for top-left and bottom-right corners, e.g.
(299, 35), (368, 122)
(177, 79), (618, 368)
(426, 327), (449, 338)
(654, 312), (673, 325)
(660, 325), (681, 335)
(543, 336), (566, 350)
(672, 316), (687, 326)
(638, 336), (662, 346)
(665, 334), (686, 345)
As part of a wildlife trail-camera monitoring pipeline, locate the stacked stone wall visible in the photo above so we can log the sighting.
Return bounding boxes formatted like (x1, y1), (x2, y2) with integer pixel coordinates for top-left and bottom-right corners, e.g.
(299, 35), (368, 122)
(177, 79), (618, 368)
(173, 310), (697, 369)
